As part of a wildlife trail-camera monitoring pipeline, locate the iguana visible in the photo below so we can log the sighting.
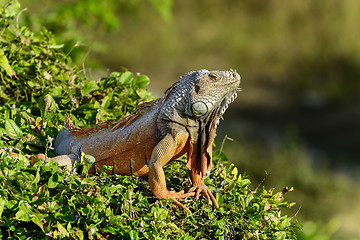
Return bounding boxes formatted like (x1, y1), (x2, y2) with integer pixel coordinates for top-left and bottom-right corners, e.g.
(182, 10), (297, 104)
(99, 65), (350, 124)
(51, 69), (241, 212)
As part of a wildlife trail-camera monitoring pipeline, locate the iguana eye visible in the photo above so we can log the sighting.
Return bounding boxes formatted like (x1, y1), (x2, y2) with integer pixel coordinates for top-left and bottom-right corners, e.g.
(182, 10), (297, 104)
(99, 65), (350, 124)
(209, 74), (218, 81)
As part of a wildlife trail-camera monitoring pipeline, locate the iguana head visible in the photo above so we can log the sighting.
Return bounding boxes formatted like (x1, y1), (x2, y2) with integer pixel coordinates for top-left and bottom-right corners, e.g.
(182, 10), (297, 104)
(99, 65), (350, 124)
(184, 69), (241, 121)
(160, 69), (241, 123)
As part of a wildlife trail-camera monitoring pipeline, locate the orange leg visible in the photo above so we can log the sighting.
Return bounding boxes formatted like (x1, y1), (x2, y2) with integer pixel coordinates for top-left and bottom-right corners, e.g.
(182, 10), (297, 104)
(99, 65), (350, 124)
(149, 132), (195, 213)
(189, 169), (219, 209)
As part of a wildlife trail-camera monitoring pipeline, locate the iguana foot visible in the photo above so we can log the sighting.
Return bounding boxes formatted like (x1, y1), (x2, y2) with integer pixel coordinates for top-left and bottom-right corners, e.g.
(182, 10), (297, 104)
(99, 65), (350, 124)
(189, 183), (219, 209)
(30, 154), (77, 171)
(155, 190), (195, 213)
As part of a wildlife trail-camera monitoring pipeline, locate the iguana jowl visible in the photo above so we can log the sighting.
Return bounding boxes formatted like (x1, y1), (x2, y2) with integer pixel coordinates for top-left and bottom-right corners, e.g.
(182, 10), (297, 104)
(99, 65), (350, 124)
(52, 69), (241, 212)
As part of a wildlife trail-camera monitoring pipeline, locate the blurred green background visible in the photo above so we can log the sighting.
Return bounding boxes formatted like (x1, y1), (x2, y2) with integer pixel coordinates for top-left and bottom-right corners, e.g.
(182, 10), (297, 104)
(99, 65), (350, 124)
(10, 0), (360, 239)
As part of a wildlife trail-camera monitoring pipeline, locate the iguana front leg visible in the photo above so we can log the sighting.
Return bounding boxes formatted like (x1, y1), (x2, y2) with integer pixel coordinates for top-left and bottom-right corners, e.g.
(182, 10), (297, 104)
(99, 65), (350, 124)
(149, 132), (195, 212)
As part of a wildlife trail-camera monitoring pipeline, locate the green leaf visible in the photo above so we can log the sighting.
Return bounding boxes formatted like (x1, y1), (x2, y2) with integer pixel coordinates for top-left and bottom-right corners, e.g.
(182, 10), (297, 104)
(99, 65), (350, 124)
(3, 0), (21, 17)
(33, 170), (40, 184)
(73, 228), (84, 240)
(101, 92), (113, 109)
(48, 174), (57, 188)
(153, 208), (169, 220)
(281, 218), (291, 228)
(129, 230), (139, 240)
(32, 214), (45, 232)
(48, 44), (65, 49)
(118, 72), (133, 85)
(0, 49), (16, 77)
(5, 200), (17, 210)
(80, 81), (99, 96)
(274, 231), (286, 239)
(0, 127), (4, 138)
(0, 198), (5, 218)
(5, 119), (23, 138)
(81, 178), (97, 185)
(133, 75), (150, 88)
(48, 172), (63, 188)
(0, 88), (10, 100)
(57, 221), (69, 237)
(50, 86), (63, 96)
(43, 94), (58, 120)
(231, 166), (238, 180)
(15, 202), (33, 222)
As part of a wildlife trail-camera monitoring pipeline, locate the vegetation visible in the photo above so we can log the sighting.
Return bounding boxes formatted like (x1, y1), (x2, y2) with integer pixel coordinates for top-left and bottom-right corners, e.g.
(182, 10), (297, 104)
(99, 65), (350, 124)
(0, 2), (299, 239)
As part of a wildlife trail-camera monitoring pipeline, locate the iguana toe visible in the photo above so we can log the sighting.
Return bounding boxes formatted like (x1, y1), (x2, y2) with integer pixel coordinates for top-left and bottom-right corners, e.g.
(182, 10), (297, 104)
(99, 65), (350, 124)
(189, 184), (219, 208)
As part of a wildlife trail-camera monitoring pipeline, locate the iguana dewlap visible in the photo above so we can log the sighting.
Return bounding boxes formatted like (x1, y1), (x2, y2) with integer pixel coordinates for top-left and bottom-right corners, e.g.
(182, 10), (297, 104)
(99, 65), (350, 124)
(52, 69), (241, 212)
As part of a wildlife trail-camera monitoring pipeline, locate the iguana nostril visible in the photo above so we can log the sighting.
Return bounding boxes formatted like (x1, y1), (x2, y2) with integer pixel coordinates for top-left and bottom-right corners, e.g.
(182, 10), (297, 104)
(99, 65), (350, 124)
(233, 71), (240, 80)
(191, 101), (208, 117)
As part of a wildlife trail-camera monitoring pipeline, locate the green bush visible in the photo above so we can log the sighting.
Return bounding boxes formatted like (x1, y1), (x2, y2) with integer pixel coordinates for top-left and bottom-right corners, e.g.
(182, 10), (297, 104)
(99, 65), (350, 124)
(0, 150), (300, 239)
(0, 3), (299, 239)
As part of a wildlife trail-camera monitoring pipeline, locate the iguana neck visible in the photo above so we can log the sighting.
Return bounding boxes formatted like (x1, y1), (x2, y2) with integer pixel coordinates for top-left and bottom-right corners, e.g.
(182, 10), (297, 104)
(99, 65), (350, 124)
(154, 78), (219, 177)
(160, 80), (191, 119)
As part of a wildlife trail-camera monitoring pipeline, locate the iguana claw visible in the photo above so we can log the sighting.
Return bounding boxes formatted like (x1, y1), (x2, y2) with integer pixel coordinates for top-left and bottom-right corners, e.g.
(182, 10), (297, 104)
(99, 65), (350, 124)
(156, 190), (195, 213)
(189, 184), (219, 209)
(158, 190), (195, 199)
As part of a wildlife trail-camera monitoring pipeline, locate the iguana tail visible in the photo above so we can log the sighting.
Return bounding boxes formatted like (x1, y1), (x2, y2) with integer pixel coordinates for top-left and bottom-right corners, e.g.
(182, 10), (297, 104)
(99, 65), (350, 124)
(53, 114), (77, 156)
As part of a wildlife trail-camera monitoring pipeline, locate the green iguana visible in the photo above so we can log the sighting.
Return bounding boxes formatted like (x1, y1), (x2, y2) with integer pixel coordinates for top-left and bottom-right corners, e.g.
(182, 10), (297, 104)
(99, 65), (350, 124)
(51, 69), (241, 212)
